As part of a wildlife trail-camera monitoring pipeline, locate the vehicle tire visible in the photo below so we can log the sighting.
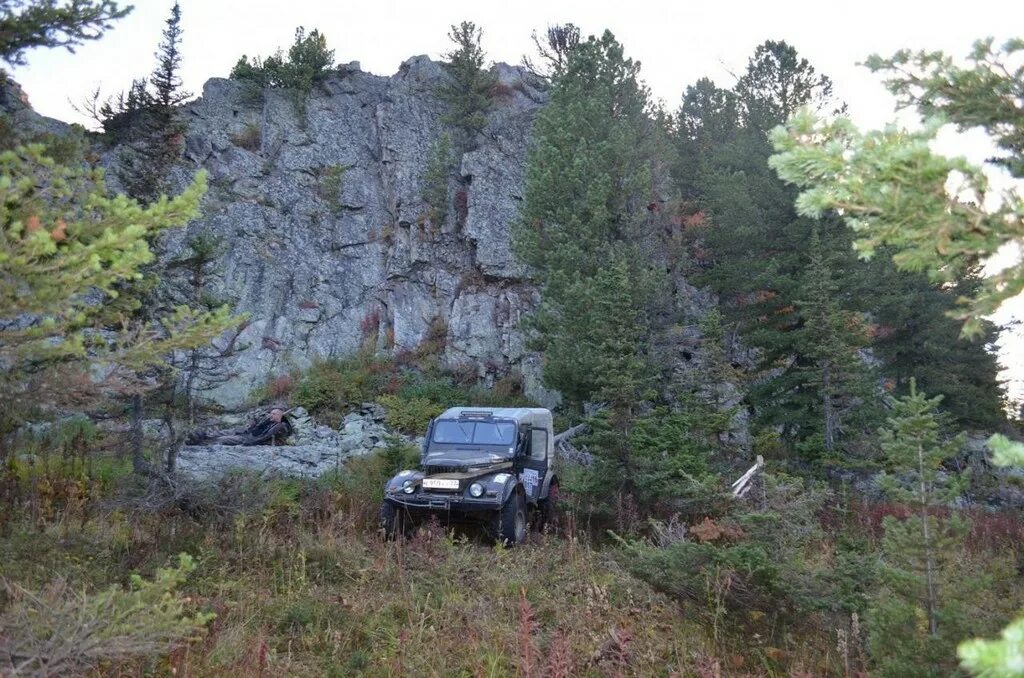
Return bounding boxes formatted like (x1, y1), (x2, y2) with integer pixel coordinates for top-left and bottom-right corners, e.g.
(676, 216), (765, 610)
(379, 501), (405, 540)
(496, 491), (527, 546)
(538, 482), (560, 533)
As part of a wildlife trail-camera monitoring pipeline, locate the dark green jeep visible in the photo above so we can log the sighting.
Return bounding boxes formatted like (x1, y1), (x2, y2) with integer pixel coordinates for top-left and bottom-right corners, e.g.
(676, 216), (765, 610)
(379, 407), (559, 545)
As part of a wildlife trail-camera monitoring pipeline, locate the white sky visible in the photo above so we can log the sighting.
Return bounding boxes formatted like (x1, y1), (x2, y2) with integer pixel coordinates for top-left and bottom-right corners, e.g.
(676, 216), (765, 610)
(9, 0), (1024, 407)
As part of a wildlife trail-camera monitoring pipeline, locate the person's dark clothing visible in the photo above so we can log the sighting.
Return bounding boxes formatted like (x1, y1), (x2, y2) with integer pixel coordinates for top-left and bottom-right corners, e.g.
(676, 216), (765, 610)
(187, 416), (293, 446)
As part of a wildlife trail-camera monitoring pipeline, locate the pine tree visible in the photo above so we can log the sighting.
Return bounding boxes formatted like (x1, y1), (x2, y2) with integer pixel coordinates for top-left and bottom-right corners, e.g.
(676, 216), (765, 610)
(860, 259), (1005, 429)
(678, 42), (873, 455)
(0, 0), (130, 66)
(867, 380), (971, 677)
(119, 1), (190, 203)
(437, 21), (495, 152)
(0, 145), (233, 460)
(769, 38), (1024, 336)
(515, 31), (667, 512)
(515, 30), (659, 408)
(794, 230), (877, 456)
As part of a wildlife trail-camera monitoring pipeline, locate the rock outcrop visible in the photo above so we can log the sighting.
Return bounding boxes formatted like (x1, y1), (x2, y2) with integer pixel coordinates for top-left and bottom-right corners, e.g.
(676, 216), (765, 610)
(154, 58), (555, 409)
(177, 404), (419, 479)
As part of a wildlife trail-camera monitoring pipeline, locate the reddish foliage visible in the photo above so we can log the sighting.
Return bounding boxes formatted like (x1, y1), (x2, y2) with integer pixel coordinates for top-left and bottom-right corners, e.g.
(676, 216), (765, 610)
(360, 308), (381, 338)
(544, 630), (573, 678)
(516, 588), (539, 678)
(965, 507), (1024, 552)
(839, 499), (1024, 553)
(265, 374), (294, 400)
(690, 517), (744, 543)
(737, 289), (777, 307)
(454, 188), (469, 229)
(487, 81), (517, 100)
(684, 211), (706, 228)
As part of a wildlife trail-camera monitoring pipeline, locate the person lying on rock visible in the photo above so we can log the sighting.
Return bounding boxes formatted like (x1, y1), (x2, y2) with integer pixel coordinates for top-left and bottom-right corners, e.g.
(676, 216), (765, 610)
(186, 408), (294, 446)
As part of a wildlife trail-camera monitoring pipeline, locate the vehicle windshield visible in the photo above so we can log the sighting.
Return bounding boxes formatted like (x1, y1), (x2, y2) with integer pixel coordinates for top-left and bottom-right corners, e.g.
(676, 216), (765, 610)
(431, 419), (517, 446)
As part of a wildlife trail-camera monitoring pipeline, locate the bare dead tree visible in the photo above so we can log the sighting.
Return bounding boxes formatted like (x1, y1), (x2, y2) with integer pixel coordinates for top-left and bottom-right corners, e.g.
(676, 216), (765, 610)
(521, 23), (581, 78)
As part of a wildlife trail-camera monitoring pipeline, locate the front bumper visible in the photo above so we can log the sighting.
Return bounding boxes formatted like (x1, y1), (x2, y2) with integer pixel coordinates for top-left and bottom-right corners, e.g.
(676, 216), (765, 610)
(384, 491), (502, 516)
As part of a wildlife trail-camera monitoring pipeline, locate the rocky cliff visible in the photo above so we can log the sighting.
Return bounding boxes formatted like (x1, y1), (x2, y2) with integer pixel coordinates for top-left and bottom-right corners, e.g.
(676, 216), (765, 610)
(5, 58), (737, 424)
(144, 57), (555, 409)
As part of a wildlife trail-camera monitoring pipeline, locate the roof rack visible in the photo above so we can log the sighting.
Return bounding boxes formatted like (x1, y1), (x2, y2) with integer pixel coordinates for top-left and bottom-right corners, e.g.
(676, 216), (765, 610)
(457, 410), (494, 420)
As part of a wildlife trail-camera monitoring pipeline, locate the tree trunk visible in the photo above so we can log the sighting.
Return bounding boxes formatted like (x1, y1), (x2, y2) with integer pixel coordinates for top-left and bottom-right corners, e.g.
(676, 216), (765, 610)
(823, 362), (836, 453)
(918, 441), (939, 636)
(130, 394), (148, 475)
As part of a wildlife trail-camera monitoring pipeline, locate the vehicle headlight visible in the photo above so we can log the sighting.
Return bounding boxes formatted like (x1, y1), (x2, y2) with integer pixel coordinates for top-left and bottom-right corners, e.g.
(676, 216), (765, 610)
(402, 480), (415, 494)
(469, 482), (484, 498)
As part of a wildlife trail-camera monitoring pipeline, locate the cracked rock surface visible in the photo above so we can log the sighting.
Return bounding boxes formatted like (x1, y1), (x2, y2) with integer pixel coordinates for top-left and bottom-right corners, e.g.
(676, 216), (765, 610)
(154, 57), (557, 409)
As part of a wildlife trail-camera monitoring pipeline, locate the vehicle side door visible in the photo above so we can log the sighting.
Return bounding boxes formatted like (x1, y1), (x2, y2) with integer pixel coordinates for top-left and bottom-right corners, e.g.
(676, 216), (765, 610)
(520, 426), (549, 503)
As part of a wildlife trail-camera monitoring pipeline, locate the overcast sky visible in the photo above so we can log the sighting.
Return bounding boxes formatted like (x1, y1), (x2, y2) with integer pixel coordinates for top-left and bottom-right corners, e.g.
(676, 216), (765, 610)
(9, 0), (1024, 404)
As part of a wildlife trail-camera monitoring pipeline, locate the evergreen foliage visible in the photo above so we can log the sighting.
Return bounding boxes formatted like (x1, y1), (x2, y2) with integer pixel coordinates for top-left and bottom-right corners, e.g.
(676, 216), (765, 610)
(515, 30), (659, 409)
(118, 1), (189, 203)
(0, 144), (232, 458)
(165, 233), (239, 429)
(437, 21), (495, 151)
(676, 41), (876, 456)
(420, 132), (452, 227)
(676, 39), (1005, 448)
(769, 38), (1024, 337)
(0, 0), (130, 66)
(0, 553), (213, 675)
(230, 26), (335, 114)
(867, 381), (971, 676)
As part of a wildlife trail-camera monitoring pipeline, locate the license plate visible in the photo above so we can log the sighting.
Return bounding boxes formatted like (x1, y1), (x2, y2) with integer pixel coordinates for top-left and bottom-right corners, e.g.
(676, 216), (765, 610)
(422, 478), (460, 491)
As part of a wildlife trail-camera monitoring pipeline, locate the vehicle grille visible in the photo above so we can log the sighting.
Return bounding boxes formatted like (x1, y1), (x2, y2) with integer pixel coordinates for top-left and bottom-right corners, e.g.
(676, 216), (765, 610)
(424, 465), (464, 474)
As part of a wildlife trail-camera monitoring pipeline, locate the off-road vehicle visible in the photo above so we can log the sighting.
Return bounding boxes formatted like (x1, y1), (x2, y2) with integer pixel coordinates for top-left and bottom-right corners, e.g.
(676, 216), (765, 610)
(380, 407), (559, 545)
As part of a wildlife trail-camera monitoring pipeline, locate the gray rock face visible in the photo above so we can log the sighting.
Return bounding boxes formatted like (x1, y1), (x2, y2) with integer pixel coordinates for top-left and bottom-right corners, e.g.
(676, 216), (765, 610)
(156, 58), (551, 409)
(177, 404), (410, 479)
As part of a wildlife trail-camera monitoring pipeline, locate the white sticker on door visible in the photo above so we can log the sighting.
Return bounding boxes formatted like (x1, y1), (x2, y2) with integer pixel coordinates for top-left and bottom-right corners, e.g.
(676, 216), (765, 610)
(521, 469), (539, 494)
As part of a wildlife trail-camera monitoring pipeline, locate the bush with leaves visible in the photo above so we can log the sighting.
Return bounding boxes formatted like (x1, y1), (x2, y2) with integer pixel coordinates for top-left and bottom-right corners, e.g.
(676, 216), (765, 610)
(377, 394), (444, 435)
(577, 405), (725, 519)
(617, 470), (845, 641)
(420, 132), (452, 227)
(291, 354), (397, 421)
(0, 553), (212, 675)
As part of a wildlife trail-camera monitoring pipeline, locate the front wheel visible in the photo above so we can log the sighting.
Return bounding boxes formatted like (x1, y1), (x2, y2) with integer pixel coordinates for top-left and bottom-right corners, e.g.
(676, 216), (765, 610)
(495, 492), (527, 546)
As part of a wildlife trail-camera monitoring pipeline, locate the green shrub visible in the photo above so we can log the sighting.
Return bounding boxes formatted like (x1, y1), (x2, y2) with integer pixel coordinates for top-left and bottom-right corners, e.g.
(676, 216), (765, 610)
(318, 164), (347, 216)
(575, 405), (726, 520)
(0, 553), (212, 676)
(378, 394), (444, 434)
(321, 441), (420, 529)
(397, 373), (467, 405)
(420, 133), (451, 227)
(229, 123), (261, 151)
(292, 354), (398, 421)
